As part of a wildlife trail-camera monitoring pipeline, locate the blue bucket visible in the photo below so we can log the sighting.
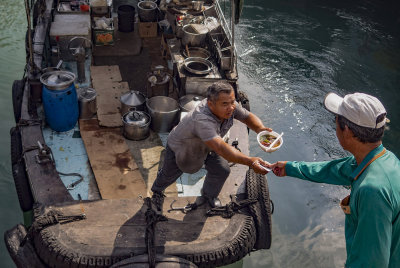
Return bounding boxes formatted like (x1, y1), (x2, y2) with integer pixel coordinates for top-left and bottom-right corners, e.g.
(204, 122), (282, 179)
(41, 71), (79, 132)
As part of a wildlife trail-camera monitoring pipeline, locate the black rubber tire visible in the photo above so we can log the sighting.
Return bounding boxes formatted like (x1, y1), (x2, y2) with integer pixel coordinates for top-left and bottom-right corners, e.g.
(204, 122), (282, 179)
(180, 215), (256, 267)
(34, 214), (256, 268)
(237, 90), (250, 112)
(10, 127), (23, 165)
(12, 160), (34, 212)
(12, 79), (25, 123)
(110, 254), (198, 268)
(246, 168), (272, 250)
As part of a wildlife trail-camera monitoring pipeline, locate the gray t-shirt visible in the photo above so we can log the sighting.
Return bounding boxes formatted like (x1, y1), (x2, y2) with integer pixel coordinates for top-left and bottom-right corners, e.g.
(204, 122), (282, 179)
(168, 99), (249, 173)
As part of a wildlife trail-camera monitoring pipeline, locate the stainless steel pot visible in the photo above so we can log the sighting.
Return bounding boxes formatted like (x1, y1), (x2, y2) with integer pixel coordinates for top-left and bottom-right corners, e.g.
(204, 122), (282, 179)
(122, 111), (151, 140)
(146, 96), (180, 133)
(77, 87), (97, 119)
(179, 94), (204, 112)
(182, 24), (209, 47)
(120, 90), (146, 115)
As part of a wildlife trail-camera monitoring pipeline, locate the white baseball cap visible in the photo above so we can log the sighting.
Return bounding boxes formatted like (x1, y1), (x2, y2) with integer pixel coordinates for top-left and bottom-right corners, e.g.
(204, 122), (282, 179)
(324, 92), (387, 129)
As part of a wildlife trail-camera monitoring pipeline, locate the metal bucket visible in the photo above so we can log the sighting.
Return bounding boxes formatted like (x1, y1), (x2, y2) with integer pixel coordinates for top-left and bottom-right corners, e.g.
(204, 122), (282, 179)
(146, 70), (170, 98)
(137, 1), (157, 22)
(77, 87), (97, 119)
(146, 96), (180, 133)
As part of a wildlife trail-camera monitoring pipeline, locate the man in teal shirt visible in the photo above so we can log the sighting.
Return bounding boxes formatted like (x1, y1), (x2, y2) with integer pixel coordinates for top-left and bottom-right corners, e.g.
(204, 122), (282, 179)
(269, 92), (400, 267)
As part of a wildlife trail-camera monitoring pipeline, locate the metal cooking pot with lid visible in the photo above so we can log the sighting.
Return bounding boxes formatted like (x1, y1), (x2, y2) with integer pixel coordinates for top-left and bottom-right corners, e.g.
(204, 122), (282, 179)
(120, 90), (146, 115)
(77, 87), (97, 119)
(179, 94), (205, 112)
(40, 70), (76, 91)
(122, 110), (151, 140)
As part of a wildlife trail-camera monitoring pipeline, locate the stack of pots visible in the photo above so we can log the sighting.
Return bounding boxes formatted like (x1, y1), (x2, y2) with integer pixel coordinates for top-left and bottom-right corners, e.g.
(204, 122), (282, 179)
(120, 90), (146, 115)
(120, 90), (151, 140)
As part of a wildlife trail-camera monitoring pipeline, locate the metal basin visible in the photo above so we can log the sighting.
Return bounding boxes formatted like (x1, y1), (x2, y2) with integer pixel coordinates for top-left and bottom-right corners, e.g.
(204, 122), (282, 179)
(146, 96), (180, 133)
(183, 57), (213, 75)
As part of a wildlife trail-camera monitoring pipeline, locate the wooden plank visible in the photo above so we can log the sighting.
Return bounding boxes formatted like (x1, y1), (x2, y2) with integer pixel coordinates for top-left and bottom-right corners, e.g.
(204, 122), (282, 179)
(79, 119), (147, 199)
(126, 131), (179, 197)
(46, 197), (235, 254)
(90, 65), (130, 127)
(90, 65), (122, 83)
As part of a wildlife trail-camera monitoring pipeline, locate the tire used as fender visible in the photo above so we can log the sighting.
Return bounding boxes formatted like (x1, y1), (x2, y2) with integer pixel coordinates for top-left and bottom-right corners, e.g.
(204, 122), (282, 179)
(10, 127), (34, 212)
(12, 79), (25, 123)
(246, 168), (272, 249)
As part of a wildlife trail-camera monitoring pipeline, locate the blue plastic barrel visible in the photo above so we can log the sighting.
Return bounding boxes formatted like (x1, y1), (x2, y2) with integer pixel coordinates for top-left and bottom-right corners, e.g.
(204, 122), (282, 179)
(41, 71), (79, 132)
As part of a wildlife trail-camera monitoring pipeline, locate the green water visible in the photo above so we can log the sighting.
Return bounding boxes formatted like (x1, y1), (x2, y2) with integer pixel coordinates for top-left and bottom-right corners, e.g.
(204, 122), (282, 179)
(0, 1), (27, 267)
(0, 0), (399, 267)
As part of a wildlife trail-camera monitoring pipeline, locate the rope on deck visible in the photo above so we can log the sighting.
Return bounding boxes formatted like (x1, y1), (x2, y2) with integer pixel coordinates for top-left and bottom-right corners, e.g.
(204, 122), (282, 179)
(144, 197), (168, 268)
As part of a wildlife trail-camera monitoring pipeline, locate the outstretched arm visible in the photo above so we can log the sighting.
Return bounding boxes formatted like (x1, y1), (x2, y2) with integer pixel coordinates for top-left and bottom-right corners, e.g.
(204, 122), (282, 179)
(240, 112), (272, 133)
(204, 136), (270, 174)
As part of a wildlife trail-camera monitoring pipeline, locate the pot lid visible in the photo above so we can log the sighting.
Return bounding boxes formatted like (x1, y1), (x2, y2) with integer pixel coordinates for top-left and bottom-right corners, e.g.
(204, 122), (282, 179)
(77, 87), (96, 101)
(179, 94), (204, 111)
(40, 71), (76, 90)
(123, 111), (150, 125)
(120, 90), (146, 106)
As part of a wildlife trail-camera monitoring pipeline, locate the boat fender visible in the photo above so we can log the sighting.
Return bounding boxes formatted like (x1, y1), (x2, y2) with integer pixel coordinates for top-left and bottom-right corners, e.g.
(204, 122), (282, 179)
(237, 90), (250, 133)
(10, 127), (23, 165)
(234, 0), (244, 24)
(11, 160), (34, 212)
(246, 168), (272, 249)
(12, 79), (25, 123)
(237, 90), (250, 112)
(110, 254), (198, 268)
(4, 224), (47, 268)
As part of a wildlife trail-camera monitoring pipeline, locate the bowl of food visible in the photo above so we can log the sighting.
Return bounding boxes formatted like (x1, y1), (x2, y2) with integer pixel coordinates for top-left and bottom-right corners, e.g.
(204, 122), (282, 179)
(257, 130), (283, 153)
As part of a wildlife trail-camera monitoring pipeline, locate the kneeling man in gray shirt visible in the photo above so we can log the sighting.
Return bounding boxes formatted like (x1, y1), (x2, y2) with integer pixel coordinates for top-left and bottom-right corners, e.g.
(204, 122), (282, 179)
(151, 81), (271, 209)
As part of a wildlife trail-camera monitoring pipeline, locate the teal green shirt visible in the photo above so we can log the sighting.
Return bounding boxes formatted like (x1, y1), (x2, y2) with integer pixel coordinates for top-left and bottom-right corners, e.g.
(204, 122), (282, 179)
(285, 145), (400, 268)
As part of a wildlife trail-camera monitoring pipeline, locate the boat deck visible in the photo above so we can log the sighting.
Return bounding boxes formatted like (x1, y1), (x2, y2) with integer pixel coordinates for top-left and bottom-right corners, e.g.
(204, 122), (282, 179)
(40, 11), (248, 203)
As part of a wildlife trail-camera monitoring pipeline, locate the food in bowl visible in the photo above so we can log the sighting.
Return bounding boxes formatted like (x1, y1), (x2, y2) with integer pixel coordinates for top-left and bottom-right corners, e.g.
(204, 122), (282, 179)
(259, 134), (280, 148)
(257, 130), (283, 153)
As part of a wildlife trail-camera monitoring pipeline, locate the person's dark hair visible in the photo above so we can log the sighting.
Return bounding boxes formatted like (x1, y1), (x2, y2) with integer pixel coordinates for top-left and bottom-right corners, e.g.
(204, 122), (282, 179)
(207, 82), (233, 102)
(337, 114), (385, 143)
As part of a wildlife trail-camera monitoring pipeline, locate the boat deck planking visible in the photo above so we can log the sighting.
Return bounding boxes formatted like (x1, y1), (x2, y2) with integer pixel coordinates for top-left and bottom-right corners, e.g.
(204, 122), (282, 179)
(79, 119), (147, 199)
(41, 196), (248, 254)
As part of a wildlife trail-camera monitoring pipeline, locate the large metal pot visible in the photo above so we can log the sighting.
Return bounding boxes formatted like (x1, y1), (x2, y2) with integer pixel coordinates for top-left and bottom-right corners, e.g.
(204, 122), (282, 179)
(137, 1), (157, 22)
(146, 96), (180, 133)
(120, 90), (146, 115)
(182, 24), (209, 47)
(179, 94), (204, 112)
(122, 111), (151, 140)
